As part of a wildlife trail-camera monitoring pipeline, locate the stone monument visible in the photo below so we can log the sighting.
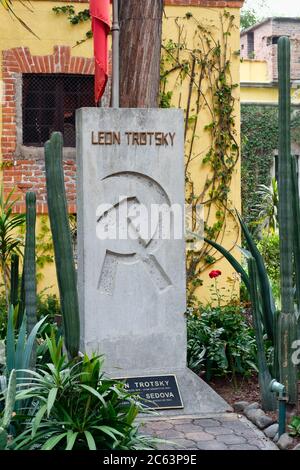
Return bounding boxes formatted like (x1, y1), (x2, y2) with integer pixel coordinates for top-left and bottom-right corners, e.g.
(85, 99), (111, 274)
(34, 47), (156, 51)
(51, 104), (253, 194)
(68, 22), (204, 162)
(76, 108), (229, 414)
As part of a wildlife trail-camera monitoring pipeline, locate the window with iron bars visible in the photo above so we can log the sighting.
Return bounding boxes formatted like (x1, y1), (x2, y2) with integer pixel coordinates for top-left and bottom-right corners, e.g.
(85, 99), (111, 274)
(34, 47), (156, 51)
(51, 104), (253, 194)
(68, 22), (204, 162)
(22, 73), (95, 147)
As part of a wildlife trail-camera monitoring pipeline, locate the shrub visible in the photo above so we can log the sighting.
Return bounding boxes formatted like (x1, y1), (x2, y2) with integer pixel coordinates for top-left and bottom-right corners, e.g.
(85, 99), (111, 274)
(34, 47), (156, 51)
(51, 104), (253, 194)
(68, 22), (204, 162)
(187, 305), (257, 382)
(10, 335), (160, 450)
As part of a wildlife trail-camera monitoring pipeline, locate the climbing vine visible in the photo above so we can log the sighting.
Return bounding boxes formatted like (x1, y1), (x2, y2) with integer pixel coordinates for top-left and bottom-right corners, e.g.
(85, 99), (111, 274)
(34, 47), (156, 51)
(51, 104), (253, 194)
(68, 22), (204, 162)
(161, 11), (240, 305)
(52, 5), (92, 46)
(241, 105), (278, 228)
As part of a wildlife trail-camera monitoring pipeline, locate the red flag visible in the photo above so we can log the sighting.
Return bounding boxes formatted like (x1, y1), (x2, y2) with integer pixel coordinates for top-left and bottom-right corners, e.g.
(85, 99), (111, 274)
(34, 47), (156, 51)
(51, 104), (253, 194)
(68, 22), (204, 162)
(90, 0), (111, 103)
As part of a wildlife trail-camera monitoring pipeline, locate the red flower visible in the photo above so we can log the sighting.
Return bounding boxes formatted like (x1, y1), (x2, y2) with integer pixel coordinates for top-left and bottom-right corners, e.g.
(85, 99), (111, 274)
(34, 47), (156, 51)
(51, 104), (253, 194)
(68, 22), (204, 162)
(209, 270), (222, 279)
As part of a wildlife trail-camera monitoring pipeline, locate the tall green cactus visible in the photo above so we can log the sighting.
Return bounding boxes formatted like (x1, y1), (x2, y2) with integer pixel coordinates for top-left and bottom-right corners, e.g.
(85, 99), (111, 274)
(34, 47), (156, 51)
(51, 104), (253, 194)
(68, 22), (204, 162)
(277, 36), (298, 403)
(44, 132), (80, 358)
(0, 369), (16, 450)
(24, 192), (37, 335)
(10, 254), (19, 308)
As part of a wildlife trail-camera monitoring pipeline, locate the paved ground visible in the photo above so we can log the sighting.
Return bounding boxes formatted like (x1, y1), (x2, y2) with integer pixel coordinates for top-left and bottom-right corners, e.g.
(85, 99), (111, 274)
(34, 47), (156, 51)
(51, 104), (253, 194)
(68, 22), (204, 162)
(140, 413), (278, 450)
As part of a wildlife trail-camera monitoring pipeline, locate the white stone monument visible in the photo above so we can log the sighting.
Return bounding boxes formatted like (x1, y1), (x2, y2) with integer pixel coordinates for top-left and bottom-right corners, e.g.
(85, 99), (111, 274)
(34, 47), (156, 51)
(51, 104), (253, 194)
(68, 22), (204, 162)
(76, 108), (229, 414)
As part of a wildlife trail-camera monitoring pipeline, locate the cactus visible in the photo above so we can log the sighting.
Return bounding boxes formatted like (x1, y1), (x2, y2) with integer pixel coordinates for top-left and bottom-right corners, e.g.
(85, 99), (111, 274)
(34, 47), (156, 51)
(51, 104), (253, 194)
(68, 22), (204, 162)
(18, 265), (25, 328)
(277, 36), (298, 403)
(44, 132), (80, 358)
(10, 254), (19, 309)
(24, 192), (37, 335)
(0, 369), (16, 450)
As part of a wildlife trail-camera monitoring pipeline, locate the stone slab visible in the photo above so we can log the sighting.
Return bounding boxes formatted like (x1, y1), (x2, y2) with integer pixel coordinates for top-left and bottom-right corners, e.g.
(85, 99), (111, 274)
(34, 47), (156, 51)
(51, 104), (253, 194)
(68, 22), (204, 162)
(76, 108), (230, 415)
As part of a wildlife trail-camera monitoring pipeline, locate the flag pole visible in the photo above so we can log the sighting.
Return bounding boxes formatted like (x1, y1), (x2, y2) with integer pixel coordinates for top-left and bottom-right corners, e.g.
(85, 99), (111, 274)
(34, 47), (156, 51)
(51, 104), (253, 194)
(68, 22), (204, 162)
(111, 0), (120, 107)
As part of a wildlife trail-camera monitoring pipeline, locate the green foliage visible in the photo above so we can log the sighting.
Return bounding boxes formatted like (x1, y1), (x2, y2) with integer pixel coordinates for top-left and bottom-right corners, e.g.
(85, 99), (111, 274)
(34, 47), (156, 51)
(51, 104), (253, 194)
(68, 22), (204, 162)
(52, 5), (92, 46)
(254, 178), (278, 234)
(187, 306), (257, 381)
(11, 336), (159, 450)
(0, 369), (16, 450)
(257, 233), (280, 302)
(241, 105), (278, 227)
(5, 306), (45, 380)
(241, 105), (300, 229)
(288, 416), (300, 437)
(0, 188), (25, 309)
(240, 8), (259, 30)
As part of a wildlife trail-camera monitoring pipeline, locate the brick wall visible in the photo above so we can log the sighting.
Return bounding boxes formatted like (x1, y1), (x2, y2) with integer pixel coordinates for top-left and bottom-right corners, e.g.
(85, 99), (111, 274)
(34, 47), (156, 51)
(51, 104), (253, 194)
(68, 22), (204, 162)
(241, 19), (300, 81)
(1, 46), (94, 213)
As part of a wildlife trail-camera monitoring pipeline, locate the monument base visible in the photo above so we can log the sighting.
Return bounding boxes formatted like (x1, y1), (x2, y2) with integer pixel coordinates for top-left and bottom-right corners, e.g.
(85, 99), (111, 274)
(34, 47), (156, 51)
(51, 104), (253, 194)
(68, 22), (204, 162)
(105, 365), (231, 415)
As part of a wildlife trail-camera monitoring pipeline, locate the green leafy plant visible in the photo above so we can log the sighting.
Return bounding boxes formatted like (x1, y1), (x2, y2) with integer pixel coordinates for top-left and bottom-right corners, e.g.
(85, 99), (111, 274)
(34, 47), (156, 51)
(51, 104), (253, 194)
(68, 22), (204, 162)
(4, 306), (45, 382)
(11, 335), (160, 450)
(288, 416), (300, 437)
(0, 369), (16, 449)
(187, 305), (257, 384)
(0, 189), (25, 309)
(254, 178), (278, 234)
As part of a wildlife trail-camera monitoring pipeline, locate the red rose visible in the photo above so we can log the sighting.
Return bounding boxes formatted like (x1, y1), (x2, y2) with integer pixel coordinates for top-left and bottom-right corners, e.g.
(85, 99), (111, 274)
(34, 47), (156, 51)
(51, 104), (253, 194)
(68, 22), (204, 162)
(209, 270), (222, 279)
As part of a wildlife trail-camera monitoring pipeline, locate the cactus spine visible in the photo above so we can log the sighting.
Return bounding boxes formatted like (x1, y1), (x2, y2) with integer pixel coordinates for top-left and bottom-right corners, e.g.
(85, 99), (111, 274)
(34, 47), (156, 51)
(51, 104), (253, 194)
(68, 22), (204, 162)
(0, 369), (16, 450)
(10, 254), (19, 308)
(44, 132), (80, 358)
(277, 36), (298, 403)
(24, 192), (37, 335)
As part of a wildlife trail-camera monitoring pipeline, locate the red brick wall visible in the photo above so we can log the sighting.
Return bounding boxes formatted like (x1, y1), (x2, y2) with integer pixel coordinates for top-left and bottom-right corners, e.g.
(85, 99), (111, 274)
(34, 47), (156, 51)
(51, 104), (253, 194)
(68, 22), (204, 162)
(1, 46), (94, 213)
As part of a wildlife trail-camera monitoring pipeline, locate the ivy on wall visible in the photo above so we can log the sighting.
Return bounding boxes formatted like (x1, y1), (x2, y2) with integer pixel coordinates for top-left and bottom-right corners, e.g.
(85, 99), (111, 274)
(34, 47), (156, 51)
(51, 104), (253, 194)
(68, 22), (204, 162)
(241, 105), (278, 227)
(241, 104), (300, 229)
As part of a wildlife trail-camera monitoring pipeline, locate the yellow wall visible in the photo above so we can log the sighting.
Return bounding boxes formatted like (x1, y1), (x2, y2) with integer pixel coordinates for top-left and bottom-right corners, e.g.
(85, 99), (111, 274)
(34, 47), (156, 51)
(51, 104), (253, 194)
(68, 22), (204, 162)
(240, 59), (300, 104)
(0, 2), (242, 302)
(163, 7), (242, 303)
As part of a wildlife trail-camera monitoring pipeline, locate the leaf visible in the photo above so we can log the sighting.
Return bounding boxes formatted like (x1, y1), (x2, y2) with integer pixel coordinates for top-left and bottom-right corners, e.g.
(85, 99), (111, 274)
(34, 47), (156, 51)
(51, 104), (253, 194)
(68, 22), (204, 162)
(84, 430), (96, 450)
(92, 425), (124, 441)
(79, 384), (107, 407)
(47, 387), (58, 417)
(66, 430), (78, 450)
(15, 316), (27, 370)
(23, 316), (46, 369)
(32, 404), (47, 437)
(236, 211), (275, 342)
(41, 432), (67, 450)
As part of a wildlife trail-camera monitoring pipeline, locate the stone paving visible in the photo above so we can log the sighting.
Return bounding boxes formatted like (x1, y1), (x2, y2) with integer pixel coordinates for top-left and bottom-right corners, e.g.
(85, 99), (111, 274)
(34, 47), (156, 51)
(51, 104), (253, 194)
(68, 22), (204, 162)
(140, 413), (278, 450)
